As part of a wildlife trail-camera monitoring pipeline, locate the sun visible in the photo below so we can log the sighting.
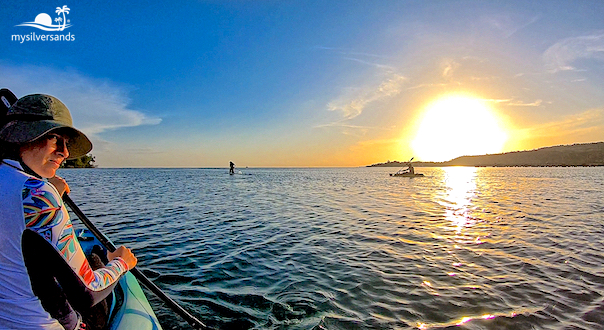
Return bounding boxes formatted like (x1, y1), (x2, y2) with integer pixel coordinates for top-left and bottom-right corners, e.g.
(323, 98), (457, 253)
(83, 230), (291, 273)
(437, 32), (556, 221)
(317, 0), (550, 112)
(411, 95), (508, 162)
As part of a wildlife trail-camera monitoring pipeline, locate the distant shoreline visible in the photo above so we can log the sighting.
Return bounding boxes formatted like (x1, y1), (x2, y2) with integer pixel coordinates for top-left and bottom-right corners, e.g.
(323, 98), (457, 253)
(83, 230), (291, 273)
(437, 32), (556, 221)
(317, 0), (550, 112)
(368, 141), (604, 167)
(368, 163), (604, 168)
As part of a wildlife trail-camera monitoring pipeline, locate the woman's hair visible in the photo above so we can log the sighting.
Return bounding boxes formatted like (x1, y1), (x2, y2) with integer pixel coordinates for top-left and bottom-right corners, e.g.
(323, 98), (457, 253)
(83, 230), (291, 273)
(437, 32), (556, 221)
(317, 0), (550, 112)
(0, 140), (20, 162)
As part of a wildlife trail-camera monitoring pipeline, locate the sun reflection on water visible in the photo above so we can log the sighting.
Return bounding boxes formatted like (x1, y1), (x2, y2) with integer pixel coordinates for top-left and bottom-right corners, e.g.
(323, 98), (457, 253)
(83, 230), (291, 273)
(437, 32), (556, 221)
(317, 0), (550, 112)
(418, 311), (518, 329)
(441, 167), (477, 234)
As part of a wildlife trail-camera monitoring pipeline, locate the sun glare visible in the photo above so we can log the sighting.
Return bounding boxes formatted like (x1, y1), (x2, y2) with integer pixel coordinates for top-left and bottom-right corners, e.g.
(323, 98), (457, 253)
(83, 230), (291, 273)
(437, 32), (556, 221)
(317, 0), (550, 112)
(411, 95), (507, 162)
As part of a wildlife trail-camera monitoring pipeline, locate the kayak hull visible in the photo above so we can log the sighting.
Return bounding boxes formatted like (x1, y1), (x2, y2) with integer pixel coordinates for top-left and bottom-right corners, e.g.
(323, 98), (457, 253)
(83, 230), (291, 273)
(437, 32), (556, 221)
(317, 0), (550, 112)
(390, 173), (424, 177)
(77, 229), (163, 330)
(109, 272), (161, 330)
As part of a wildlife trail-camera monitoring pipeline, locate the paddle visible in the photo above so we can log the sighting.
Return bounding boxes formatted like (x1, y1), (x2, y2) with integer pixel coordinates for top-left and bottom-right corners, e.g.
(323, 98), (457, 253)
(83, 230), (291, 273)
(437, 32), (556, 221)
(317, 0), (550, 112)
(394, 157), (414, 175)
(1, 88), (18, 113)
(63, 195), (208, 329)
(0, 88), (19, 128)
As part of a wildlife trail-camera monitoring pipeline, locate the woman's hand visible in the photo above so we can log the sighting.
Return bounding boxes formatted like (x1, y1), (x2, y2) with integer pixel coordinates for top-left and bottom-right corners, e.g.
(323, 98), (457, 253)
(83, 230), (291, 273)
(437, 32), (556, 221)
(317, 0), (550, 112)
(48, 176), (70, 196)
(107, 246), (138, 270)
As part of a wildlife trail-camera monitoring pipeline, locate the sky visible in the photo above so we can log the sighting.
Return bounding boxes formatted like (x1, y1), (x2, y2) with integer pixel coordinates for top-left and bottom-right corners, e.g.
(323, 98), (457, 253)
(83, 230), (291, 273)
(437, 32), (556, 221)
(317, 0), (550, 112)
(2, 0), (604, 167)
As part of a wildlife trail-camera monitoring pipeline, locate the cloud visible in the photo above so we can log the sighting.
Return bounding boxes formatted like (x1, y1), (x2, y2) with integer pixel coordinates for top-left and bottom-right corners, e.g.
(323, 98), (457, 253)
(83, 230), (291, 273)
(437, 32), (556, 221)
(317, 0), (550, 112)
(481, 98), (543, 107)
(516, 108), (604, 146)
(506, 99), (543, 107)
(543, 32), (604, 72)
(482, 13), (541, 38)
(315, 122), (372, 129)
(481, 98), (513, 103)
(314, 46), (391, 59)
(314, 121), (393, 137)
(442, 60), (460, 78)
(343, 57), (395, 70)
(317, 45), (396, 71)
(407, 83), (450, 91)
(327, 74), (406, 119)
(0, 64), (161, 137)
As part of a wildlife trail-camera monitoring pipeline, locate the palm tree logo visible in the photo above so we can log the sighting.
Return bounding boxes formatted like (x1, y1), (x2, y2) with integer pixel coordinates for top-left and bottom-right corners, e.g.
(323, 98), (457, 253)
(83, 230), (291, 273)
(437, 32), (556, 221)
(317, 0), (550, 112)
(55, 5), (70, 31)
(16, 5), (72, 31)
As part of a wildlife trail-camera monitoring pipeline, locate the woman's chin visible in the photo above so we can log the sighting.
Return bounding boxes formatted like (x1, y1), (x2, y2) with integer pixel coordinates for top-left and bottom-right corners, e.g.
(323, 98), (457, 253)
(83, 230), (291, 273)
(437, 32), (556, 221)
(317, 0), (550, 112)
(41, 166), (58, 178)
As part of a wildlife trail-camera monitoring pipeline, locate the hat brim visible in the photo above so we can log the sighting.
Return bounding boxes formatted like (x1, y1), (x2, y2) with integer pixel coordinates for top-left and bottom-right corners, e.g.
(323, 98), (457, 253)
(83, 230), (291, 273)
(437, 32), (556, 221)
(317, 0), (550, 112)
(0, 120), (93, 159)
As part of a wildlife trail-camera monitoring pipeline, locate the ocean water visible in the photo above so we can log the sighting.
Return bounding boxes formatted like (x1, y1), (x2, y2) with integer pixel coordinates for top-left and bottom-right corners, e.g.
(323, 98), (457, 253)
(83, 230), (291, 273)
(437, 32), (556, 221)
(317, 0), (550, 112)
(59, 167), (604, 330)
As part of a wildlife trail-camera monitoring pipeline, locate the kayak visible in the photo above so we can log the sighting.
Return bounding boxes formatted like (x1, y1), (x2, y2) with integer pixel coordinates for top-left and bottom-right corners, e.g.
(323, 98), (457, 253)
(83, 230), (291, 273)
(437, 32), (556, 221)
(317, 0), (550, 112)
(76, 229), (163, 330)
(390, 172), (424, 177)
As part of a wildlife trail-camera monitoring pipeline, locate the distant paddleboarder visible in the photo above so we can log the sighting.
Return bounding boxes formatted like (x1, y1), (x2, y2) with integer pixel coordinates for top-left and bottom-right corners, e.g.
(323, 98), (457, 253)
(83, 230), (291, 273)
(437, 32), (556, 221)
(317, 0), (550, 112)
(229, 161), (235, 175)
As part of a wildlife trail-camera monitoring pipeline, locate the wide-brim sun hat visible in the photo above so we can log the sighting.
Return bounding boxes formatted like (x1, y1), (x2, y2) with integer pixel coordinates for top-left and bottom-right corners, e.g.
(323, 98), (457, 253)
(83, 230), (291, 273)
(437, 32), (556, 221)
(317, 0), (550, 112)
(0, 94), (92, 159)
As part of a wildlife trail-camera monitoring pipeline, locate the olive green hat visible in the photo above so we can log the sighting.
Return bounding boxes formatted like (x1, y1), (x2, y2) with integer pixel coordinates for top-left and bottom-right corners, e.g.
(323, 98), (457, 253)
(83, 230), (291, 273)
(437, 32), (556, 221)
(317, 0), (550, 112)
(0, 94), (92, 159)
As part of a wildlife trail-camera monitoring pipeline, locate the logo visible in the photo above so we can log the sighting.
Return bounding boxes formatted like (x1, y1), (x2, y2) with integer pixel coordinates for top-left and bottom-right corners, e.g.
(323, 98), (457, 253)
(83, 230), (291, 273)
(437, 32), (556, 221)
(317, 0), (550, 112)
(11, 5), (75, 43)
(16, 5), (71, 31)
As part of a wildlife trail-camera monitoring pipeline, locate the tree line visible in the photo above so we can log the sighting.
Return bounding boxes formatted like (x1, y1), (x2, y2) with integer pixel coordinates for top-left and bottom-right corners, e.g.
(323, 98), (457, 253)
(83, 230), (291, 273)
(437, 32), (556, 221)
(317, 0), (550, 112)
(60, 154), (96, 168)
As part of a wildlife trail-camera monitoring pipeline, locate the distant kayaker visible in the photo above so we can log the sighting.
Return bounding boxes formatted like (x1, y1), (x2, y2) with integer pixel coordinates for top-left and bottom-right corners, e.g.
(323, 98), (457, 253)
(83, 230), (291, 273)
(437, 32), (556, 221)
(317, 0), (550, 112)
(407, 163), (415, 174)
(230, 161), (235, 174)
(0, 94), (137, 330)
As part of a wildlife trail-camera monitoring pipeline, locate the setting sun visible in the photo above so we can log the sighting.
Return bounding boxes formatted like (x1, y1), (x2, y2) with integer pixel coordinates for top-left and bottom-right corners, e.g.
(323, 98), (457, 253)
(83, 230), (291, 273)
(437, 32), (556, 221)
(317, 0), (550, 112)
(411, 95), (508, 162)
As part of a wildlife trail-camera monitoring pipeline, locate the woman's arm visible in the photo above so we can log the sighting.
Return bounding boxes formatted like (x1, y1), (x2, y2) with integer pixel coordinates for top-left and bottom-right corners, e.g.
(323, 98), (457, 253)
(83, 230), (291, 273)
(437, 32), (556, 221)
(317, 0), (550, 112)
(22, 178), (129, 293)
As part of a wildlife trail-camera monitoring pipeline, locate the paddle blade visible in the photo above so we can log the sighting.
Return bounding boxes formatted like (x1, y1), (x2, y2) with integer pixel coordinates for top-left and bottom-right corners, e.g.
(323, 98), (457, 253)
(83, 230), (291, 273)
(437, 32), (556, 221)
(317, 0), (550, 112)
(1, 89), (18, 129)
(1, 88), (18, 115)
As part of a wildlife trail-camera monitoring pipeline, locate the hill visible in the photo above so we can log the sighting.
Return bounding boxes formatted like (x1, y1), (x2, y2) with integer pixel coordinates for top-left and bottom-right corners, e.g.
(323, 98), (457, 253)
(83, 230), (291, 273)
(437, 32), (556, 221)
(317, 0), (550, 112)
(368, 142), (604, 167)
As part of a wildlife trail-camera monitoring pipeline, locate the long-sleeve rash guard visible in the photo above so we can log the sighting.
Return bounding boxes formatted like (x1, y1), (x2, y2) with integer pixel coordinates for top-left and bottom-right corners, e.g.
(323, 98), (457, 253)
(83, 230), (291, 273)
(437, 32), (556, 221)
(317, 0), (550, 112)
(22, 177), (129, 291)
(0, 160), (129, 329)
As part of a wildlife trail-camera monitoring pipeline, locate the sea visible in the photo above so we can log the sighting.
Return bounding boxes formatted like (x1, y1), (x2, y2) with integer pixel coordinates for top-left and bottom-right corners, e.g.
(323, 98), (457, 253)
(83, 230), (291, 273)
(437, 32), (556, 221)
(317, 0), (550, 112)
(58, 167), (604, 330)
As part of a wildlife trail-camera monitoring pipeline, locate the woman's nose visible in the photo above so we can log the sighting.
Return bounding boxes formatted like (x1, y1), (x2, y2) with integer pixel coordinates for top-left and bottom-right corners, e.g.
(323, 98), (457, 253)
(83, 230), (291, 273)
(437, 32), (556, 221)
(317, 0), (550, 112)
(56, 139), (69, 158)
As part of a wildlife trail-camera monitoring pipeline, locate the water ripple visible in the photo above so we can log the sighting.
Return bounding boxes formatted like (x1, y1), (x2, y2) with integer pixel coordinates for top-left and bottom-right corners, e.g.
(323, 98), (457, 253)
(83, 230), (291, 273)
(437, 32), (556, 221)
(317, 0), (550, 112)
(59, 167), (604, 329)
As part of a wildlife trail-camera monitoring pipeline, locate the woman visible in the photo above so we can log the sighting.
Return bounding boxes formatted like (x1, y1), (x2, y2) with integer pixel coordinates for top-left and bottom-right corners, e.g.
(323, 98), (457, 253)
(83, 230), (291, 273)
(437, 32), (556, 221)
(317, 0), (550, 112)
(0, 94), (137, 329)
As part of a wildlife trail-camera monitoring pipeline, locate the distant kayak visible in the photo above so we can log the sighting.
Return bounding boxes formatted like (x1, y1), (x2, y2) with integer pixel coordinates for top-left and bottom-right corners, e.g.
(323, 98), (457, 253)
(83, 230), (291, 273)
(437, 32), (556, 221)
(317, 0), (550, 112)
(77, 229), (163, 330)
(390, 172), (424, 177)
(389, 157), (423, 177)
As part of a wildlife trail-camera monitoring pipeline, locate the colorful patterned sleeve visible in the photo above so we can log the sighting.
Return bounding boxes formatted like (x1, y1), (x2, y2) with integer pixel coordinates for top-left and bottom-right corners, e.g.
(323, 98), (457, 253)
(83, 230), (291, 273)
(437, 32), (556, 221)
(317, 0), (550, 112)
(22, 178), (129, 291)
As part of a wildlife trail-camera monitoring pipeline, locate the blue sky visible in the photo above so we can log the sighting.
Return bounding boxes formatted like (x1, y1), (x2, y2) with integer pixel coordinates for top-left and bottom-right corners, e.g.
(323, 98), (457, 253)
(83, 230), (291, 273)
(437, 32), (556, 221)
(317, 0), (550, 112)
(2, 1), (604, 167)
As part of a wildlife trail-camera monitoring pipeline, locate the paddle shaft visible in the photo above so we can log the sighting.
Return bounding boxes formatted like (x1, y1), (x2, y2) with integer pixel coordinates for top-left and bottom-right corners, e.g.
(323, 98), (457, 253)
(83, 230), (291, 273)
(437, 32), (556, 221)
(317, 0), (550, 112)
(63, 194), (207, 330)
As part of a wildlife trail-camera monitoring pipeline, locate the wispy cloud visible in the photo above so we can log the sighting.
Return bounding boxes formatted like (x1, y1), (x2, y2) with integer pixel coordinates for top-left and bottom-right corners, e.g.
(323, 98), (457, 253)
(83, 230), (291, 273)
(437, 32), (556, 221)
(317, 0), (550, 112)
(514, 109), (604, 149)
(481, 98), (543, 107)
(0, 64), (161, 137)
(507, 99), (543, 107)
(442, 60), (460, 78)
(313, 46), (391, 59)
(543, 32), (604, 72)
(316, 46), (395, 70)
(327, 74), (406, 119)
(314, 121), (394, 135)
(482, 14), (541, 38)
(342, 57), (395, 70)
(406, 83), (450, 91)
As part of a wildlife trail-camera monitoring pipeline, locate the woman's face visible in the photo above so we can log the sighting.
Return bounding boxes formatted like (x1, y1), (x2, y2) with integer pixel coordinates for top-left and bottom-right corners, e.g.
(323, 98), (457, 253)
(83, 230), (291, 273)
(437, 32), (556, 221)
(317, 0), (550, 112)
(20, 132), (70, 178)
